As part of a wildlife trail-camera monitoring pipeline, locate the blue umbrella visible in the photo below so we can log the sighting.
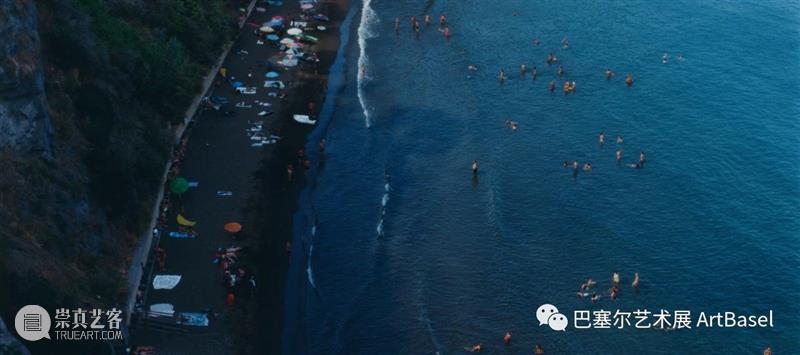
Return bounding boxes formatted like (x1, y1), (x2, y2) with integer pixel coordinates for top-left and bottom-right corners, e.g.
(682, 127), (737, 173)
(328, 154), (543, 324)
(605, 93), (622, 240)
(232, 81), (244, 88)
(266, 34), (280, 41)
(265, 72), (280, 78)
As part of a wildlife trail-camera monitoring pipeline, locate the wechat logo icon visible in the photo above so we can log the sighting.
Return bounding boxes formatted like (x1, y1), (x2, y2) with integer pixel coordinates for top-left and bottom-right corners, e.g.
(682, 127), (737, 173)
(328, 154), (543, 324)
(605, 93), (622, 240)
(536, 304), (568, 331)
(14, 305), (51, 341)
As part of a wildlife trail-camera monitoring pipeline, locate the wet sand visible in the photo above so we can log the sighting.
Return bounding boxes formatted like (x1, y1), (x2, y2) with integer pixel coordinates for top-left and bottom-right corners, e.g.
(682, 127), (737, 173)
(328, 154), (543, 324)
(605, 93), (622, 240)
(129, 0), (350, 353)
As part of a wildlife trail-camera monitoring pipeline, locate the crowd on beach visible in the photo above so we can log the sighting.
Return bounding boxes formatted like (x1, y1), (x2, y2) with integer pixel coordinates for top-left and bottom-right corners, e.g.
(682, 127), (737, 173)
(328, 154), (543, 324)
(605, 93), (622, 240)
(133, 2), (333, 349)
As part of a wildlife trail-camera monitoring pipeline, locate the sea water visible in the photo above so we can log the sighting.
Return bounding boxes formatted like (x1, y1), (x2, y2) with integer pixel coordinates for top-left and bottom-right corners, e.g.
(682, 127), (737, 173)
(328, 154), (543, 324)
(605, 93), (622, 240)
(284, 0), (800, 353)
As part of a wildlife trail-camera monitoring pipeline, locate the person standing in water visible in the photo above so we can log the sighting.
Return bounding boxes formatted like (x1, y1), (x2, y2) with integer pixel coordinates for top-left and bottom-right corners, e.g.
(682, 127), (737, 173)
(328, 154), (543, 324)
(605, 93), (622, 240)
(605, 68), (616, 80)
(639, 151), (646, 165)
(439, 14), (447, 27)
(613, 272), (620, 287)
(531, 66), (538, 80)
(534, 344), (545, 354)
(499, 69), (506, 84)
(549, 80), (556, 92)
(632, 272), (640, 291)
(394, 17), (400, 34)
(558, 65), (565, 77)
(598, 131), (605, 145)
(625, 73), (634, 86)
(443, 26), (450, 39)
(616, 135), (624, 144)
(503, 332), (512, 345)
(472, 160), (479, 176)
(520, 64), (527, 78)
(662, 53), (668, 64)
(616, 150), (622, 163)
(424, 15), (431, 27)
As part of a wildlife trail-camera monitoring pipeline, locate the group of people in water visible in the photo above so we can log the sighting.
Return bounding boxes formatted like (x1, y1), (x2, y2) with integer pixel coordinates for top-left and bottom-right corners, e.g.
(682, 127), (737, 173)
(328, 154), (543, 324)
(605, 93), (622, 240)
(395, 13), (450, 39)
(577, 272), (640, 302)
(488, 35), (638, 93)
(559, 131), (646, 177)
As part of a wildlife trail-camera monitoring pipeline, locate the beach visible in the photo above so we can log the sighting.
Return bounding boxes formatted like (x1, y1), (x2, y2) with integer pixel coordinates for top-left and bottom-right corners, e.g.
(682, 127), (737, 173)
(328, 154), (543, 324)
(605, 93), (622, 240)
(128, 0), (350, 353)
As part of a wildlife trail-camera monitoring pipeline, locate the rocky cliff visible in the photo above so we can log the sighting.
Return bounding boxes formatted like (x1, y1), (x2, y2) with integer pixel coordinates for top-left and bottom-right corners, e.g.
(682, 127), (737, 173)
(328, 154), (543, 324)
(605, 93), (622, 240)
(0, 0), (237, 350)
(0, 0), (52, 155)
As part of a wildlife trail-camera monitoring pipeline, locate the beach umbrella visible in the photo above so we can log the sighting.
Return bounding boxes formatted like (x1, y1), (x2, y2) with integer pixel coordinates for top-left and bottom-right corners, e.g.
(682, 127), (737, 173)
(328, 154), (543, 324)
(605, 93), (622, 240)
(280, 38), (294, 45)
(232, 81), (244, 88)
(281, 58), (298, 67)
(287, 28), (303, 36)
(300, 3), (313, 10)
(177, 214), (197, 227)
(259, 26), (275, 33)
(224, 222), (242, 233)
(266, 34), (280, 41)
(265, 71), (280, 78)
(271, 15), (284, 22)
(170, 177), (189, 194)
(317, 26), (327, 31)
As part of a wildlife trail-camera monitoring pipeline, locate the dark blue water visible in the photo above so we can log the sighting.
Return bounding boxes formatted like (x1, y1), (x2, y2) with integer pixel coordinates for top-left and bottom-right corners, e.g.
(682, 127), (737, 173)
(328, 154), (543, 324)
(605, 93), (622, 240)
(284, 0), (800, 353)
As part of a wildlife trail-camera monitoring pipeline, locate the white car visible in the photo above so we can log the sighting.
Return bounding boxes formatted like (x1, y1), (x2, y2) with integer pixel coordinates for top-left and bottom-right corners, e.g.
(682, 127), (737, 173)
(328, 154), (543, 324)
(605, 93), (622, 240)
(235, 87), (257, 94)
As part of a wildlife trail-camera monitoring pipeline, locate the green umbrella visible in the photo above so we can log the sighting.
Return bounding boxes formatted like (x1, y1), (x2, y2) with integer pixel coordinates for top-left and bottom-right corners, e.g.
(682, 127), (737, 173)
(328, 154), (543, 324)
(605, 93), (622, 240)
(170, 177), (189, 194)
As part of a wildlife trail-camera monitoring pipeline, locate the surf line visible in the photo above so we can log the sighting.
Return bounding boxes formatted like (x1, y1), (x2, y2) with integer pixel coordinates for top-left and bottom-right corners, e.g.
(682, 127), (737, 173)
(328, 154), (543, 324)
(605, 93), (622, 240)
(357, 0), (378, 127)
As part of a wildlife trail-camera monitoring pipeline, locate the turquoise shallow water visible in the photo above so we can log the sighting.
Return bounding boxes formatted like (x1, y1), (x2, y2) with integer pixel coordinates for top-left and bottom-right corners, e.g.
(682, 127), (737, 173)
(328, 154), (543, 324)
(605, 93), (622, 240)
(284, 0), (800, 353)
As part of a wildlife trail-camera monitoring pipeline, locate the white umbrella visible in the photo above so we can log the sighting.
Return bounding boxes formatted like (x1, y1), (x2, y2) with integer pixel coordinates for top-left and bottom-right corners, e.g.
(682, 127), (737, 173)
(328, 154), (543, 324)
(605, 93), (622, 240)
(259, 26), (275, 33)
(280, 38), (294, 45)
(300, 3), (313, 10)
(287, 28), (303, 36)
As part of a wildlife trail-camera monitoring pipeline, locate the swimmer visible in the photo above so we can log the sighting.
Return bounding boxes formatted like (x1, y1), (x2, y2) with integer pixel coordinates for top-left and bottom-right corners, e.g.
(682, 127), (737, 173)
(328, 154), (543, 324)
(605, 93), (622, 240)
(468, 343), (482, 352)
(583, 163), (592, 172)
(443, 26), (450, 39)
(562, 161), (570, 168)
(503, 332), (512, 345)
(520, 64), (527, 77)
(616, 150), (622, 162)
(505, 120), (519, 131)
(468, 64), (478, 71)
(677, 53), (685, 61)
(499, 69), (506, 84)
(549, 80), (556, 92)
(590, 293), (601, 302)
(546, 53), (554, 65)
(632, 272), (640, 290)
(580, 278), (596, 290)
(439, 14), (447, 27)
(613, 272), (620, 286)
(558, 65), (564, 77)
(394, 17), (400, 33)
(472, 160), (479, 176)
(424, 15), (431, 27)
(598, 131), (605, 145)
(627, 162), (643, 169)
(763, 346), (772, 355)
(662, 52), (668, 64)
(576, 291), (591, 298)
(639, 151), (646, 164)
(605, 68), (615, 80)
(625, 73), (634, 86)
(572, 160), (579, 170)
(533, 38), (541, 46)
(561, 36), (570, 49)
(534, 344), (544, 355)
(610, 286), (619, 300)
(414, 21), (420, 38)
(531, 66), (538, 80)
(616, 135), (624, 144)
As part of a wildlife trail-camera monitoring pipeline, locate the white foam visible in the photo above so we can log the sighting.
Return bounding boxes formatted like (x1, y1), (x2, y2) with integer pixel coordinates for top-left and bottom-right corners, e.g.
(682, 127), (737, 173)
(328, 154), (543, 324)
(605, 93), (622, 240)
(357, 0), (379, 127)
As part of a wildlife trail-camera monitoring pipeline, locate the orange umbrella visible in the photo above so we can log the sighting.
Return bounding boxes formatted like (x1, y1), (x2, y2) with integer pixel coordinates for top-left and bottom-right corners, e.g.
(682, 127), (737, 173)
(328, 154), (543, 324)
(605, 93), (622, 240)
(224, 222), (242, 233)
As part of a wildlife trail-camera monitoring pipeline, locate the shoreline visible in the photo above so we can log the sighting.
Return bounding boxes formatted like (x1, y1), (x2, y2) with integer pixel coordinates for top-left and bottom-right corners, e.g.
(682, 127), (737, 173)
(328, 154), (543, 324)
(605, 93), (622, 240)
(128, 0), (352, 353)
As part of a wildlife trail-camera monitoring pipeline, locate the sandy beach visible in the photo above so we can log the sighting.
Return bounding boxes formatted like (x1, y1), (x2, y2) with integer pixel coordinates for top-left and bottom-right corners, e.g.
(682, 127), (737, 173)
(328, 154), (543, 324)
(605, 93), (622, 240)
(128, 0), (350, 353)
